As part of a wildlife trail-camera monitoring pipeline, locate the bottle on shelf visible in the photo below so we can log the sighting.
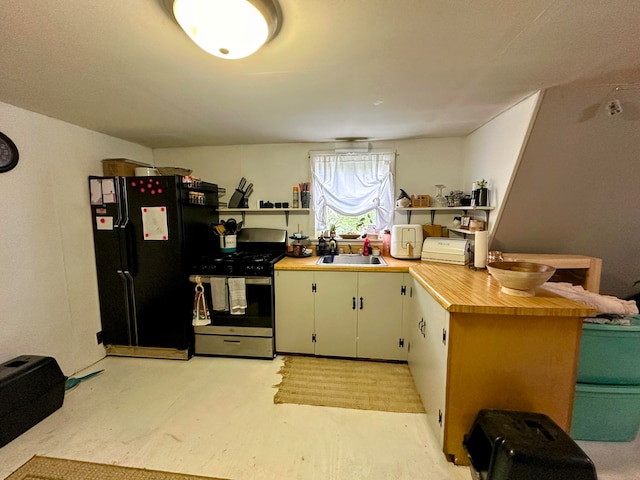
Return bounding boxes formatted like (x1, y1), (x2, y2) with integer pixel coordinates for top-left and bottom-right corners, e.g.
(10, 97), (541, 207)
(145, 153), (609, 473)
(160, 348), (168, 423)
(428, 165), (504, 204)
(292, 186), (300, 208)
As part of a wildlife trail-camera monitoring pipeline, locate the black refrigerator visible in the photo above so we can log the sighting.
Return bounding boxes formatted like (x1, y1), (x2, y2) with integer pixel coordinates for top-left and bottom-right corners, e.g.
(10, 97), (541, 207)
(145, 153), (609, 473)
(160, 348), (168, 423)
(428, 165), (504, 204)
(88, 175), (219, 359)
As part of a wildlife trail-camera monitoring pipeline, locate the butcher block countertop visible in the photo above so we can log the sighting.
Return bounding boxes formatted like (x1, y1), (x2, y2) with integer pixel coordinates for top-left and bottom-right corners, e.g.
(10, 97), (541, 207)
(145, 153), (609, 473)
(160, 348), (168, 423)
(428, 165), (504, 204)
(275, 254), (420, 272)
(410, 263), (596, 317)
(276, 255), (596, 318)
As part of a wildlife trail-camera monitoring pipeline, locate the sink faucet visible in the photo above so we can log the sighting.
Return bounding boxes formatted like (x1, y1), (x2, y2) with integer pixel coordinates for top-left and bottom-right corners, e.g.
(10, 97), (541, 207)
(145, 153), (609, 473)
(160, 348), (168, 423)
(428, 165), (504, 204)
(348, 243), (353, 254)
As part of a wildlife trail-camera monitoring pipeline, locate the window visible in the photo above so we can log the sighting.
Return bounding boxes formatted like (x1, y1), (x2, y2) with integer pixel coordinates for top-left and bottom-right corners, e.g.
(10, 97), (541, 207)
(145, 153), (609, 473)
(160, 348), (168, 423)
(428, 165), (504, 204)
(310, 151), (395, 235)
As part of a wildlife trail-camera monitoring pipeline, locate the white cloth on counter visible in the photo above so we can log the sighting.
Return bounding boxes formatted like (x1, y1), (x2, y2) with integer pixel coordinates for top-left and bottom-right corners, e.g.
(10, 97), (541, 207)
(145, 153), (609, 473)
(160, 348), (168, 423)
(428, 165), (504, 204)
(228, 277), (247, 315)
(540, 282), (639, 316)
(210, 277), (229, 312)
(584, 315), (633, 326)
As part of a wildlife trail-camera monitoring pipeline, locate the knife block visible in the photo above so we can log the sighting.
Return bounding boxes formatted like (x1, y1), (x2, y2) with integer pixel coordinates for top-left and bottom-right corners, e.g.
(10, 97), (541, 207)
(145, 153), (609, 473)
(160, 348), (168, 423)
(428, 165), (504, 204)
(228, 188), (245, 208)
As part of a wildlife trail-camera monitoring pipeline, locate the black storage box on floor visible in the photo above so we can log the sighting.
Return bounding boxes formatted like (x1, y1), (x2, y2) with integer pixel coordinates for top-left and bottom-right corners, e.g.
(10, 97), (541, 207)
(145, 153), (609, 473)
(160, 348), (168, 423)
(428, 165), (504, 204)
(463, 409), (597, 480)
(0, 355), (65, 447)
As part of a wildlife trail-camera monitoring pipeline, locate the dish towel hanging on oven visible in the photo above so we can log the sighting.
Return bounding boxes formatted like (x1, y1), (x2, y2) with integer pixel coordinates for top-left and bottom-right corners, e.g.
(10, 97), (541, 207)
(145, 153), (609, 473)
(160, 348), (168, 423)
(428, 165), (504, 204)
(210, 277), (229, 312)
(228, 277), (247, 315)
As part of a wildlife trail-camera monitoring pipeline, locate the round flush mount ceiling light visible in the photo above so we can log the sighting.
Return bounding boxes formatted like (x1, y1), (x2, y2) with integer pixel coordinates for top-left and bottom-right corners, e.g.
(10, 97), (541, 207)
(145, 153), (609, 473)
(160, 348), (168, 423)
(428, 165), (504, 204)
(164, 0), (282, 60)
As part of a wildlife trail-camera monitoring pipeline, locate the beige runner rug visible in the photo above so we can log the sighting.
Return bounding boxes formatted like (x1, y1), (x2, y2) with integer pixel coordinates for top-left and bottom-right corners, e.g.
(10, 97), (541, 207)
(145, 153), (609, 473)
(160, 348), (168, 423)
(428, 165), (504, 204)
(273, 355), (425, 413)
(4, 456), (230, 480)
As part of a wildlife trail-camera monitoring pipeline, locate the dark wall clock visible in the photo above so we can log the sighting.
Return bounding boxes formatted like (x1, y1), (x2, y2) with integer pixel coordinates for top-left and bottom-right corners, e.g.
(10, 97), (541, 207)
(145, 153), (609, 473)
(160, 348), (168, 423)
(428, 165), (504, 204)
(0, 131), (19, 173)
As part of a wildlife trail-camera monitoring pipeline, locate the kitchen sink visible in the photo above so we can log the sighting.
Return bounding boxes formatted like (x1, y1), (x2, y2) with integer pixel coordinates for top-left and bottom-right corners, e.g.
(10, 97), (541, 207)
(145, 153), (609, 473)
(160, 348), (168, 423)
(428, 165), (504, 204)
(316, 254), (387, 266)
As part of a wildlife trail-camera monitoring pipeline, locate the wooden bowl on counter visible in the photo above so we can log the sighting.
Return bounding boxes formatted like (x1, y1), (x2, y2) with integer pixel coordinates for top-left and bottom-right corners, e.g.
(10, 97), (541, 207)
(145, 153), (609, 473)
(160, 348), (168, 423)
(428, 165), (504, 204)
(487, 261), (556, 297)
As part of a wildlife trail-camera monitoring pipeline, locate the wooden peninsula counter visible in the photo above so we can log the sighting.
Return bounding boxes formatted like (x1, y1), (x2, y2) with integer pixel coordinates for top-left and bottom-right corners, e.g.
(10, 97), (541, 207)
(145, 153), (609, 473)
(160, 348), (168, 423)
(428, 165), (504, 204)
(407, 261), (597, 464)
(275, 251), (600, 465)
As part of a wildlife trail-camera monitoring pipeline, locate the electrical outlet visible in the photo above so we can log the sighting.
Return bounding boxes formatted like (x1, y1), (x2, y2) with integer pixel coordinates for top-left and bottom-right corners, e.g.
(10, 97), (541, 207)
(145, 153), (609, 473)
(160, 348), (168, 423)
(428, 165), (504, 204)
(96, 331), (103, 344)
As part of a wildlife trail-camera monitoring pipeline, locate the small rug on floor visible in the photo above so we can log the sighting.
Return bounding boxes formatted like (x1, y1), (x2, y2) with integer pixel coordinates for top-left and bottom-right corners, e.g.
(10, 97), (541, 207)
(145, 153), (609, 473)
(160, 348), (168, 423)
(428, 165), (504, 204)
(273, 355), (425, 413)
(4, 456), (230, 480)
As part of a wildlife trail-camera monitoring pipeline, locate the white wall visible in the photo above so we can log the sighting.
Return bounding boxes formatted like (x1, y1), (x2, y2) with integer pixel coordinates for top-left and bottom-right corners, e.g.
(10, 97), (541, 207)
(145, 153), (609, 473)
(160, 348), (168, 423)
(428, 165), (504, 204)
(153, 137), (467, 235)
(0, 101), (152, 375)
(0, 94), (539, 377)
(462, 91), (542, 235)
(492, 85), (640, 297)
(0, 103), (468, 377)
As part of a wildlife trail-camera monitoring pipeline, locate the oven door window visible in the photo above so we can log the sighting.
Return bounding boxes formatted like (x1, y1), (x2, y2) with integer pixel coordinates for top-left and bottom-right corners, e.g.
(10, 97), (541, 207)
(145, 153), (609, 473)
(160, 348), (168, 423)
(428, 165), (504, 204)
(207, 279), (274, 328)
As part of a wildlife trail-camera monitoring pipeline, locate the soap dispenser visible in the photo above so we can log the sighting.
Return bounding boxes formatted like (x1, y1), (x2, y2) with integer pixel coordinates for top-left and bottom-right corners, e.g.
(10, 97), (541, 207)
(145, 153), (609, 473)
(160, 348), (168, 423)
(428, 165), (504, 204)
(317, 236), (327, 256)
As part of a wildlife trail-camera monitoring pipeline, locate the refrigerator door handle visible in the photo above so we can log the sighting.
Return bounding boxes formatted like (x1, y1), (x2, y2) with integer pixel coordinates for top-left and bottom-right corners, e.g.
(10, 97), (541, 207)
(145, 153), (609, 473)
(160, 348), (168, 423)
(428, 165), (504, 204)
(118, 222), (136, 275)
(116, 270), (134, 345)
(122, 270), (139, 346)
(118, 179), (136, 274)
(120, 177), (130, 227)
(113, 177), (124, 227)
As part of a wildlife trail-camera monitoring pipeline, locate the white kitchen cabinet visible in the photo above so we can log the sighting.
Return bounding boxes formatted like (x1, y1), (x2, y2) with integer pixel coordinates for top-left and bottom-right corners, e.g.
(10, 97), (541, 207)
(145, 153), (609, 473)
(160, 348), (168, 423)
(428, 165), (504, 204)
(408, 280), (449, 447)
(356, 272), (405, 360)
(274, 270), (406, 360)
(275, 270), (358, 357)
(402, 273), (416, 350)
(274, 271), (315, 354)
(314, 271), (358, 357)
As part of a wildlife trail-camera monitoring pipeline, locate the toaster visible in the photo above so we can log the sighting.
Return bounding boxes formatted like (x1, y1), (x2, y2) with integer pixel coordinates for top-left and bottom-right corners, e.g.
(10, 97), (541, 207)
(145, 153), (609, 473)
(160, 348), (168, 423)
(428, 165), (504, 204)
(390, 224), (423, 259)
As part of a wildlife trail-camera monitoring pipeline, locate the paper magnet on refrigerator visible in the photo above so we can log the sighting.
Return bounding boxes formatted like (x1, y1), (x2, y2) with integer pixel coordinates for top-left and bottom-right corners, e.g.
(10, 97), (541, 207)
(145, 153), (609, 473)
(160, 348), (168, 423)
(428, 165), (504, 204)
(142, 206), (169, 240)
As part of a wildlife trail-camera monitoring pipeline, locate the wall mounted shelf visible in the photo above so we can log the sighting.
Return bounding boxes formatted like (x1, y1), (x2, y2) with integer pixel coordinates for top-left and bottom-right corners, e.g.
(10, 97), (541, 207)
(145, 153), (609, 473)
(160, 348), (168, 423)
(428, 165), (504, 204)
(394, 206), (494, 224)
(449, 227), (476, 236)
(218, 207), (309, 226)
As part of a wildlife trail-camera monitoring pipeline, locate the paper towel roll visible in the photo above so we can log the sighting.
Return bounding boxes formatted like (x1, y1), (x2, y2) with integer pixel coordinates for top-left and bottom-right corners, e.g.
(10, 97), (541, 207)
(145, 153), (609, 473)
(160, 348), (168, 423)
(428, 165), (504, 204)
(474, 230), (488, 268)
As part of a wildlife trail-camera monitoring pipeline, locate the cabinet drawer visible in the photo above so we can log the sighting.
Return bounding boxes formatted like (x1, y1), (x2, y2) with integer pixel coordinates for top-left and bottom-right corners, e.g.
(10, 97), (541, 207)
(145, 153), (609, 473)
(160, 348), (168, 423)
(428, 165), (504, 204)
(195, 334), (274, 358)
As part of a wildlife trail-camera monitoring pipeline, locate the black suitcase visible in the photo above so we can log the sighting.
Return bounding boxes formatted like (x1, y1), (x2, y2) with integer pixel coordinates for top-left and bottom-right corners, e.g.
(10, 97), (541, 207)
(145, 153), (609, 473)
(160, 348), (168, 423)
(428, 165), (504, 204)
(0, 355), (65, 447)
(463, 409), (597, 480)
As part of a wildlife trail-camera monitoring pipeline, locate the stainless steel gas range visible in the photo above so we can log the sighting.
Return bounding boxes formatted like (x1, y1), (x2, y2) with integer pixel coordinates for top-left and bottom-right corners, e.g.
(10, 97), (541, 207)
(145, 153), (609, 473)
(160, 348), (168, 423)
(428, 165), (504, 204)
(189, 228), (287, 359)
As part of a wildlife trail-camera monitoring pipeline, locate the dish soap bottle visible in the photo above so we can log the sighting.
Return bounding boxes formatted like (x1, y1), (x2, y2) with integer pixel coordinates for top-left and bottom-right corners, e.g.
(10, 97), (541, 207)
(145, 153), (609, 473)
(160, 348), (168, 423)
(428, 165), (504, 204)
(363, 237), (371, 256)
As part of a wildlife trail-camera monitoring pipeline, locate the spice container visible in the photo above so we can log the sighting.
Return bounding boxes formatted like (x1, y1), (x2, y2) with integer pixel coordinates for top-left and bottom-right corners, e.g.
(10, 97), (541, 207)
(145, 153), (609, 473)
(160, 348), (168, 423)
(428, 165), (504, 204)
(292, 186), (300, 208)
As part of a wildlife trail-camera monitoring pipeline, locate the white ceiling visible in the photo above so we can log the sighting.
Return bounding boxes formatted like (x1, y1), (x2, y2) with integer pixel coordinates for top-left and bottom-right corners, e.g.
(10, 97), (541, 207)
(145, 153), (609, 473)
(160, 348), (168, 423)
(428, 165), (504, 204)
(1, 0), (639, 148)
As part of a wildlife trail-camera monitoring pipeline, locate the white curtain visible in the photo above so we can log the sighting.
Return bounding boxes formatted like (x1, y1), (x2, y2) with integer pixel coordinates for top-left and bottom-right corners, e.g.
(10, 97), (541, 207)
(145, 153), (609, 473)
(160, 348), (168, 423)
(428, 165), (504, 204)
(310, 151), (395, 233)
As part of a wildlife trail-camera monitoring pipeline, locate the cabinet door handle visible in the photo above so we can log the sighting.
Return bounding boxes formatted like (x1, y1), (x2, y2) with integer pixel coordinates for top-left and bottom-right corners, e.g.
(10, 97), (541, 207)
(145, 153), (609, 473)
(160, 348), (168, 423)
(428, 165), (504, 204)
(360, 297), (363, 310)
(352, 297), (356, 310)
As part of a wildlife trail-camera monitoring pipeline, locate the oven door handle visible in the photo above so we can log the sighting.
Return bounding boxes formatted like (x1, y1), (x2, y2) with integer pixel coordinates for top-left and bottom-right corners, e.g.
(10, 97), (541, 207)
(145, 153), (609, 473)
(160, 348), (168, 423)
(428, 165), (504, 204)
(188, 275), (272, 286)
